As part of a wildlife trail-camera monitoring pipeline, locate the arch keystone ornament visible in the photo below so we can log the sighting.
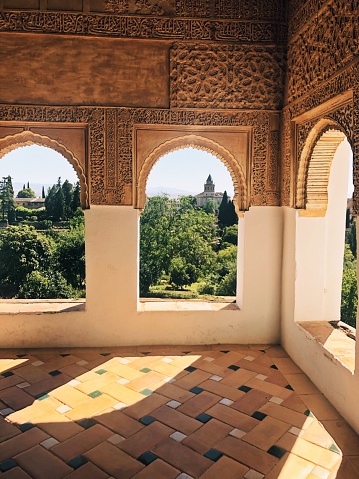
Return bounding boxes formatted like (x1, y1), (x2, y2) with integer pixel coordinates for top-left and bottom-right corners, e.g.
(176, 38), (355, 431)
(0, 130), (89, 209)
(296, 120), (347, 215)
(135, 134), (248, 215)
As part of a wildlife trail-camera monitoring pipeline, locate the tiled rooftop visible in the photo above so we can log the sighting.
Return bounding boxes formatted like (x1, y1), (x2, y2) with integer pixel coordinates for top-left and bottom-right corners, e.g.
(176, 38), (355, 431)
(0, 345), (358, 479)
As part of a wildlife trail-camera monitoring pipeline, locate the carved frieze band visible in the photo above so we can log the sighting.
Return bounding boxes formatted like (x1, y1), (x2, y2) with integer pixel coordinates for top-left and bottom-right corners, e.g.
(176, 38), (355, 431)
(170, 43), (286, 110)
(0, 105), (278, 208)
(0, 11), (286, 43)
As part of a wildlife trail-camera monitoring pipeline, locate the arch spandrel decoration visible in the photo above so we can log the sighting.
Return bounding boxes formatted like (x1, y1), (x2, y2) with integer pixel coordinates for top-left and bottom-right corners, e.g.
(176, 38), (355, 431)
(135, 135), (248, 215)
(0, 131), (89, 209)
(296, 119), (347, 214)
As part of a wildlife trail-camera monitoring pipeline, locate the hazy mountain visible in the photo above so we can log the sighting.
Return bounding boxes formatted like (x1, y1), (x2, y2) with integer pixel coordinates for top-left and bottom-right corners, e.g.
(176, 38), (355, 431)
(146, 186), (197, 198)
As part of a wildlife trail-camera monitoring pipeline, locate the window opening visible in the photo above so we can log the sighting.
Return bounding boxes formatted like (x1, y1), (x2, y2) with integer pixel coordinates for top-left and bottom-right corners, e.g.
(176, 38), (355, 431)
(0, 145), (86, 300)
(140, 147), (238, 302)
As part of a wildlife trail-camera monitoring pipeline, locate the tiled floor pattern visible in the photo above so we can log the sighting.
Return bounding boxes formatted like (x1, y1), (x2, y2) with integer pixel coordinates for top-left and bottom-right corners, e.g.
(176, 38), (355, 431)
(0, 345), (359, 478)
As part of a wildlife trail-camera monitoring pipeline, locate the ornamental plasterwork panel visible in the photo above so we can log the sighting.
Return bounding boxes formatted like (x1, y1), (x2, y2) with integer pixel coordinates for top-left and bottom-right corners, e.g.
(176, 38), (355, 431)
(170, 43), (286, 110)
(0, 105), (277, 208)
(0, 11), (286, 43)
(286, 0), (359, 104)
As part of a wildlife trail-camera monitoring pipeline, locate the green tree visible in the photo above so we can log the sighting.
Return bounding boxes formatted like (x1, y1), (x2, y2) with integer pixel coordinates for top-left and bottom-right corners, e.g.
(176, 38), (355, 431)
(42, 186), (46, 198)
(346, 220), (357, 259)
(71, 182), (81, 215)
(17, 270), (75, 299)
(341, 244), (358, 328)
(203, 198), (218, 215)
(0, 176), (16, 223)
(62, 180), (73, 219)
(55, 223), (85, 288)
(17, 187), (36, 198)
(0, 225), (54, 292)
(169, 256), (197, 289)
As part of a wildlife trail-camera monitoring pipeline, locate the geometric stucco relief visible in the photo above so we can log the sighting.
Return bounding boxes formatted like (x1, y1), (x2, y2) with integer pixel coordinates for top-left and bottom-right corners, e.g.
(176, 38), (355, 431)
(0, 105), (278, 208)
(171, 43), (286, 110)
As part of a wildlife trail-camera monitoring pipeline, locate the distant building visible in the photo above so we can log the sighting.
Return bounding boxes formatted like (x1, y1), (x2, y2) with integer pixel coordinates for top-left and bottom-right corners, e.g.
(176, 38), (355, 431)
(195, 174), (225, 207)
(14, 197), (45, 209)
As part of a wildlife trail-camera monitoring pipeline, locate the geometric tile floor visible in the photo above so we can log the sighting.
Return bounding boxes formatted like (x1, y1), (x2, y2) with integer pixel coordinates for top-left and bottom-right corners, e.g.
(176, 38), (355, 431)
(1, 345), (359, 478)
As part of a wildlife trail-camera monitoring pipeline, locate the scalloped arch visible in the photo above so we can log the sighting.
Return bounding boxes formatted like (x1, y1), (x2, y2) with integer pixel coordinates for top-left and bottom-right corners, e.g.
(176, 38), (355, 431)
(296, 119), (347, 212)
(0, 131), (89, 209)
(136, 135), (248, 214)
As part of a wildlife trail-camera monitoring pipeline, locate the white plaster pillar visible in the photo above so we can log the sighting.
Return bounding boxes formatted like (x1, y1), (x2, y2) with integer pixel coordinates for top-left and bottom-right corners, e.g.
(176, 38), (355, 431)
(84, 206), (139, 317)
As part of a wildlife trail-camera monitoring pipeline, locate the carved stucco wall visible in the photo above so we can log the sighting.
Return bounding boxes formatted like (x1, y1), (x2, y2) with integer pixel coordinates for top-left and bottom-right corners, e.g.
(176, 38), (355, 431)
(0, 0), (286, 210)
(283, 0), (359, 212)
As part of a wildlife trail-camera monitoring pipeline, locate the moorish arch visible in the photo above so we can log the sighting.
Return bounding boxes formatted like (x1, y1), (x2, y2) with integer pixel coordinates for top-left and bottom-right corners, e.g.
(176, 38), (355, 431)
(296, 119), (347, 214)
(0, 130), (89, 209)
(135, 135), (248, 214)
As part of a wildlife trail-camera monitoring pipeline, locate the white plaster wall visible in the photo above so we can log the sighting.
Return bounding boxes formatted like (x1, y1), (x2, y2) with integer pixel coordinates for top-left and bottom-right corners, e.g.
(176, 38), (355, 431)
(282, 207), (359, 435)
(0, 205), (282, 347)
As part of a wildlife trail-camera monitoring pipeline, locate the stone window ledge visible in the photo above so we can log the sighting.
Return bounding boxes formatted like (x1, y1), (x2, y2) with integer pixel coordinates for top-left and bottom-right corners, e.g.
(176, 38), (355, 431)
(0, 299), (85, 314)
(298, 320), (355, 372)
(139, 299), (239, 312)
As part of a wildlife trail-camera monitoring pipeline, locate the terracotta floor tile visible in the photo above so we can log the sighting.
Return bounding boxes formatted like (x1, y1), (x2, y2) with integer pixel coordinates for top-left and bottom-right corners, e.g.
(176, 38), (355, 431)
(154, 383), (195, 402)
(151, 405), (202, 435)
(41, 355), (80, 373)
(127, 355), (163, 370)
(59, 363), (89, 378)
(51, 423), (113, 461)
(75, 371), (121, 395)
(49, 384), (91, 408)
(75, 370), (100, 382)
(272, 357), (303, 374)
(276, 432), (342, 469)
(148, 361), (184, 378)
(245, 378), (293, 400)
(0, 427), (49, 462)
(0, 386), (34, 410)
(119, 421), (174, 457)
(177, 390), (221, 418)
(130, 458), (179, 479)
(280, 392), (308, 413)
(231, 388), (271, 415)
(259, 401), (313, 429)
(284, 373), (321, 394)
(13, 365), (50, 383)
(242, 415), (290, 450)
(347, 456), (359, 471)
(220, 369), (259, 388)
(265, 452), (315, 479)
(193, 361), (233, 378)
(0, 374), (23, 391)
(265, 370), (290, 387)
(0, 468), (32, 479)
(266, 346), (290, 358)
(199, 455), (249, 479)
(168, 355), (201, 369)
(200, 379), (246, 401)
(64, 394), (118, 421)
(121, 392), (168, 420)
(0, 416), (21, 442)
(211, 351), (246, 367)
(14, 444), (72, 479)
(100, 383), (145, 405)
(152, 437), (212, 478)
(95, 408), (144, 437)
(126, 371), (167, 392)
(329, 459), (359, 479)
(84, 441), (144, 479)
(300, 394), (341, 421)
(31, 410), (84, 442)
(63, 462), (109, 479)
(206, 403), (259, 432)
(174, 370), (212, 390)
(298, 419), (337, 450)
(216, 436), (278, 475)
(321, 419), (359, 455)
(182, 417), (233, 454)
(24, 374), (71, 398)
(236, 359), (274, 377)
(7, 396), (63, 424)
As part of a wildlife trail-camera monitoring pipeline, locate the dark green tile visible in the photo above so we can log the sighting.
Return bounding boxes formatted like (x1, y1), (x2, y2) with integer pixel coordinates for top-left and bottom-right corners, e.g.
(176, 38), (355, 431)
(88, 390), (102, 398)
(267, 445), (286, 459)
(140, 368), (152, 373)
(95, 369), (107, 375)
(204, 449), (223, 462)
(68, 455), (88, 469)
(137, 451), (157, 465)
(238, 386), (252, 393)
(140, 389), (153, 396)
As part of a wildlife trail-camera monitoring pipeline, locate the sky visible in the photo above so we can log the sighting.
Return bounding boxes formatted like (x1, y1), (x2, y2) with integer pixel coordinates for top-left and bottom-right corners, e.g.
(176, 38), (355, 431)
(0, 145), (235, 197)
(0, 143), (353, 198)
